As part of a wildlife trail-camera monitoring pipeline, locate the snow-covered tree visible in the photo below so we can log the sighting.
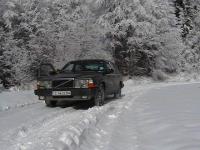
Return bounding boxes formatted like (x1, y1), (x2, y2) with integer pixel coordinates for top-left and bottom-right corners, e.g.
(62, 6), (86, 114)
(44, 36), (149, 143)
(0, 0), (199, 85)
(0, 0), (112, 84)
(96, 0), (184, 76)
(174, 0), (200, 73)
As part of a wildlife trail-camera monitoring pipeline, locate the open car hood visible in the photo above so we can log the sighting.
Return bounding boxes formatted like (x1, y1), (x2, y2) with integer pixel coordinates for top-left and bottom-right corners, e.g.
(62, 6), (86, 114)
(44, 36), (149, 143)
(38, 72), (102, 80)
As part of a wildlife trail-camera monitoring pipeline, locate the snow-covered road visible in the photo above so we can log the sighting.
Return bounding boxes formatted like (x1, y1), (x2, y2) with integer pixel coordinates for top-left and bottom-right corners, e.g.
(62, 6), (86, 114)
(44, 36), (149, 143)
(80, 82), (200, 150)
(0, 81), (200, 150)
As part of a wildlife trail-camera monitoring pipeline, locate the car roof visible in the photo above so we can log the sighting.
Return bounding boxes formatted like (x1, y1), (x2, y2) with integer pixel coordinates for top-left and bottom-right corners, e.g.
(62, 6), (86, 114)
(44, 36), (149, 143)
(69, 59), (113, 64)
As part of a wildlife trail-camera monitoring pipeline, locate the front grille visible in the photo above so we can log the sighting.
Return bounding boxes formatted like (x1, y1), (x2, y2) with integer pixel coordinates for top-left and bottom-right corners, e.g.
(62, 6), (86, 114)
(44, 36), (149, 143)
(52, 96), (73, 98)
(52, 79), (74, 88)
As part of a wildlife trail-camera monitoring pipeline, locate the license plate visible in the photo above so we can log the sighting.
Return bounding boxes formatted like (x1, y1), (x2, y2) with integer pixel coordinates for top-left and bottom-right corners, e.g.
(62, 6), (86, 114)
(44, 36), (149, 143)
(52, 91), (71, 96)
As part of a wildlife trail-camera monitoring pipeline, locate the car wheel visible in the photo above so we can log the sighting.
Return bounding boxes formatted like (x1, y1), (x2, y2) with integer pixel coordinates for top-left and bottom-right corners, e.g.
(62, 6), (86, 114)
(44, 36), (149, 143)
(94, 85), (105, 106)
(114, 87), (122, 99)
(45, 100), (57, 107)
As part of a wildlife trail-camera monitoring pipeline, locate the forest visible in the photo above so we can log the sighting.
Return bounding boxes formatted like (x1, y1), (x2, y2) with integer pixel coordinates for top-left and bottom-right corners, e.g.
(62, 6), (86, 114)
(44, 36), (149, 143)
(0, 0), (200, 86)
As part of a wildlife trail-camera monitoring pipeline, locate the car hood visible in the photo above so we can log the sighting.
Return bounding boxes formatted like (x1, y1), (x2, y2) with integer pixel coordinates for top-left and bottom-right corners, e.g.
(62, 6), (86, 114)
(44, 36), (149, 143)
(38, 72), (103, 80)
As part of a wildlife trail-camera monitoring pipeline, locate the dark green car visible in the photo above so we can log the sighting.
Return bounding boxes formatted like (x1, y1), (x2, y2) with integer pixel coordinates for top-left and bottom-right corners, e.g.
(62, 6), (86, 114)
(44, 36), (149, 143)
(34, 59), (124, 107)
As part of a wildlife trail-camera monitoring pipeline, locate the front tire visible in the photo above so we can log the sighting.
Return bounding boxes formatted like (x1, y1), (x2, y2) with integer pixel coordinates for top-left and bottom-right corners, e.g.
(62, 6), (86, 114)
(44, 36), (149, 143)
(94, 85), (105, 106)
(45, 100), (57, 107)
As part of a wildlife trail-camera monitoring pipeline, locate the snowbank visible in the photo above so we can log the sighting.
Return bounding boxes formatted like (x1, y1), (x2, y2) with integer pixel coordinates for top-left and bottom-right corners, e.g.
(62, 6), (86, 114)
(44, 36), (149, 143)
(0, 90), (39, 112)
(54, 106), (110, 150)
(168, 72), (200, 82)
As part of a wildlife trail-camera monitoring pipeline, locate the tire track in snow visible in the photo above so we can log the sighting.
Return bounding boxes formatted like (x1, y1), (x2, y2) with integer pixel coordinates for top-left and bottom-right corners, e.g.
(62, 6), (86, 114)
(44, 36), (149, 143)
(0, 103), (75, 150)
(77, 84), (151, 150)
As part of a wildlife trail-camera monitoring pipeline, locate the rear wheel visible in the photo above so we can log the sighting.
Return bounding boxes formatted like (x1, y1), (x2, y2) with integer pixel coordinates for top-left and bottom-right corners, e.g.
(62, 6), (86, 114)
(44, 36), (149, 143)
(114, 86), (122, 99)
(45, 100), (57, 107)
(94, 85), (105, 106)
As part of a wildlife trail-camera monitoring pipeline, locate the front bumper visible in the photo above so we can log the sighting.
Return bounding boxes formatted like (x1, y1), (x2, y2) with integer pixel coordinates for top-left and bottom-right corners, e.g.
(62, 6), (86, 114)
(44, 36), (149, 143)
(34, 88), (96, 101)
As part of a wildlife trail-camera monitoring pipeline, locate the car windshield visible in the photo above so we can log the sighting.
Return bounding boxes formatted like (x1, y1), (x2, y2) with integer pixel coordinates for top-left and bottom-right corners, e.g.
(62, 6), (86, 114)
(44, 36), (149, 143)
(62, 61), (105, 72)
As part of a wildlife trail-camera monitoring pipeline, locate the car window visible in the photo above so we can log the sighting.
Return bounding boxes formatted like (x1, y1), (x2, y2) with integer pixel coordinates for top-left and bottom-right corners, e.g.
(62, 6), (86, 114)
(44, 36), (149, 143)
(105, 63), (111, 70)
(62, 63), (74, 72)
(75, 62), (105, 72)
(111, 63), (120, 74)
(105, 62), (115, 72)
(62, 61), (106, 72)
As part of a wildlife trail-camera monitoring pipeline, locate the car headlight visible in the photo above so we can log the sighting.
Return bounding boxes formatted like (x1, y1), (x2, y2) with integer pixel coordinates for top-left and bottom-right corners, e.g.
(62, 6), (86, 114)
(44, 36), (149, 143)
(37, 81), (52, 89)
(75, 79), (96, 89)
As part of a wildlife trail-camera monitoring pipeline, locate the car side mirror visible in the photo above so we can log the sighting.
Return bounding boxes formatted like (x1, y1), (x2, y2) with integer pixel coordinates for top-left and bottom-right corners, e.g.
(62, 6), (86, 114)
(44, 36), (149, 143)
(104, 69), (114, 74)
(38, 63), (56, 77)
(56, 69), (61, 73)
(49, 70), (57, 75)
(49, 69), (60, 75)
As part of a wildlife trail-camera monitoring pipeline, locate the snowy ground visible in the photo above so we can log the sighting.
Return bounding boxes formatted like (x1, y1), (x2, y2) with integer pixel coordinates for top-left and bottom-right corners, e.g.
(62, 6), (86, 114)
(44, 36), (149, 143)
(0, 81), (200, 150)
(0, 89), (39, 112)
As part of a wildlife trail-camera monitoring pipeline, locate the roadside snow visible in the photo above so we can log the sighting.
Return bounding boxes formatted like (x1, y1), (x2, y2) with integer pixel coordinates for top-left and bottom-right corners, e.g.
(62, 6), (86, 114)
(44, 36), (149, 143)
(0, 90), (39, 112)
(168, 72), (200, 83)
(1, 80), (200, 150)
(78, 82), (200, 150)
(133, 83), (200, 150)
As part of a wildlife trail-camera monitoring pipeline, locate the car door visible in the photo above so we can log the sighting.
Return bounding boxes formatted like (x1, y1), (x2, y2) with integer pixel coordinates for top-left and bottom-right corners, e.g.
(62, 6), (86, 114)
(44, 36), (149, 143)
(109, 62), (121, 91)
(111, 62), (122, 89)
(104, 62), (116, 94)
(37, 63), (56, 78)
